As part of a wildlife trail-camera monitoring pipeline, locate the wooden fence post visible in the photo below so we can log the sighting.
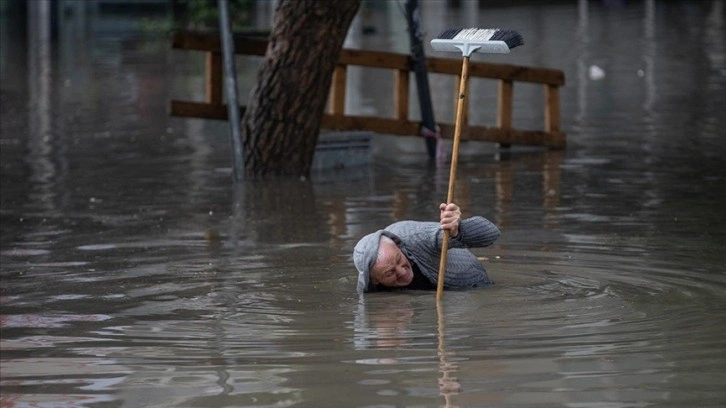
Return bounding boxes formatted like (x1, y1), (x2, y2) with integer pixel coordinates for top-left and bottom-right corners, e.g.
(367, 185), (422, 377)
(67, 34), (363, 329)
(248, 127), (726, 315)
(497, 79), (513, 148)
(205, 52), (223, 105)
(328, 64), (347, 115)
(394, 69), (409, 120)
(544, 84), (560, 133)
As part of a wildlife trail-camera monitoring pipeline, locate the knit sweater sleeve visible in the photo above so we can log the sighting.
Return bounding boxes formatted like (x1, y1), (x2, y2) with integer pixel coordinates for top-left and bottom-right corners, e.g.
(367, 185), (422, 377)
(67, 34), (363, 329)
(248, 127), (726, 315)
(385, 216), (500, 252)
(385, 220), (440, 251)
(450, 216), (500, 249)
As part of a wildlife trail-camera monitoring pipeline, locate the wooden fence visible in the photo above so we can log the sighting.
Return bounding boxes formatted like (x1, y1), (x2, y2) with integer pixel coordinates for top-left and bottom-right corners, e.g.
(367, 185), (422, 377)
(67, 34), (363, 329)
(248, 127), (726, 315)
(169, 32), (566, 149)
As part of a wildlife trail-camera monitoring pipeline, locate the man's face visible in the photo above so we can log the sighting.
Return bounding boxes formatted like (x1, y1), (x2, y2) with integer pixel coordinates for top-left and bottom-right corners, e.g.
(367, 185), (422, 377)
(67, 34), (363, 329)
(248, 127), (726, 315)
(370, 240), (413, 287)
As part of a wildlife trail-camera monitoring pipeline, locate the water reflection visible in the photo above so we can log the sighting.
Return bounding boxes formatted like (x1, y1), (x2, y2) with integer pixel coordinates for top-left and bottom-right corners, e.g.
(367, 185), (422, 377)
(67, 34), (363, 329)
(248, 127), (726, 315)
(1, 1), (725, 407)
(26, 0), (67, 220)
(437, 302), (460, 408)
(353, 296), (463, 407)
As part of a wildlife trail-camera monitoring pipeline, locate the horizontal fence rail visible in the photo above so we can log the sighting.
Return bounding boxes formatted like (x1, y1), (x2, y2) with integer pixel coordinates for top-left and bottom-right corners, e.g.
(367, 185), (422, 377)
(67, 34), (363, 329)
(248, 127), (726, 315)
(169, 32), (566, 149)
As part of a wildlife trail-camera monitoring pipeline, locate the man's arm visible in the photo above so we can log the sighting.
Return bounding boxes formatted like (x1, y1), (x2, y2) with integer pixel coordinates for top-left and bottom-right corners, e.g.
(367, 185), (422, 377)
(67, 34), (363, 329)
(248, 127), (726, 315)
(440, 203), (500, 249)
(385, 212), (499, 252)
(452, 216), (500, 248)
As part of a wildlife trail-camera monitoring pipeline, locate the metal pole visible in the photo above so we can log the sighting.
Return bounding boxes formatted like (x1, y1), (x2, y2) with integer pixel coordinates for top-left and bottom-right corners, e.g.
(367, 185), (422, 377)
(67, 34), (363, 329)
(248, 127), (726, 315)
(405, 0), (439, 160)
(218, 0), (245, 181)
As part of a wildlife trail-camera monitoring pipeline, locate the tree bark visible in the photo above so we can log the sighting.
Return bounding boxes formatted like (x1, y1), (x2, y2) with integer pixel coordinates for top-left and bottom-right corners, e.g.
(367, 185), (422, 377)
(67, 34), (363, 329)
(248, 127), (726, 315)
(241, 0), (361, 177)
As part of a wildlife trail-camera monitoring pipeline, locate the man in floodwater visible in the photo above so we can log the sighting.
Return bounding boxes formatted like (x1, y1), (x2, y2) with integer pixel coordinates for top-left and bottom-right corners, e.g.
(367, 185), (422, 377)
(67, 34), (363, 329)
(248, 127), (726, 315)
(353, 203), (500, 293)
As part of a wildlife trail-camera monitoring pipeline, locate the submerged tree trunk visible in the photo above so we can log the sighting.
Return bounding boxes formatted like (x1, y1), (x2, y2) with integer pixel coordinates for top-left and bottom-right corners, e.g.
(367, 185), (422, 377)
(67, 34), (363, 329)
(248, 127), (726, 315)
(241, 0), (361, 177)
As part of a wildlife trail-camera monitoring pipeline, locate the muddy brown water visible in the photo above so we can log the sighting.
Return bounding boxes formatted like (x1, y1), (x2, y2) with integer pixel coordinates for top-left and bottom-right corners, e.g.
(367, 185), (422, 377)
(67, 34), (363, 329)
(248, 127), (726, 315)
(1, 1), (725, 407)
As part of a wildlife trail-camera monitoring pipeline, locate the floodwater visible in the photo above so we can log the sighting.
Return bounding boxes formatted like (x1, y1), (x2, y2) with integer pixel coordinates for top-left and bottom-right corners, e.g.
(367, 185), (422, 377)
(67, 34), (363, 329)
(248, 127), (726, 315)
(1, 1), (725, 407)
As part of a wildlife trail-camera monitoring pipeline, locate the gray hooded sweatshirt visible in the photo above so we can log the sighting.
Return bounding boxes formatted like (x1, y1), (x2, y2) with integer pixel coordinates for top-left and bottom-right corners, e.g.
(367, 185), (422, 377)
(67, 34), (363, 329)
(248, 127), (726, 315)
(354, 216), (500, 293)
